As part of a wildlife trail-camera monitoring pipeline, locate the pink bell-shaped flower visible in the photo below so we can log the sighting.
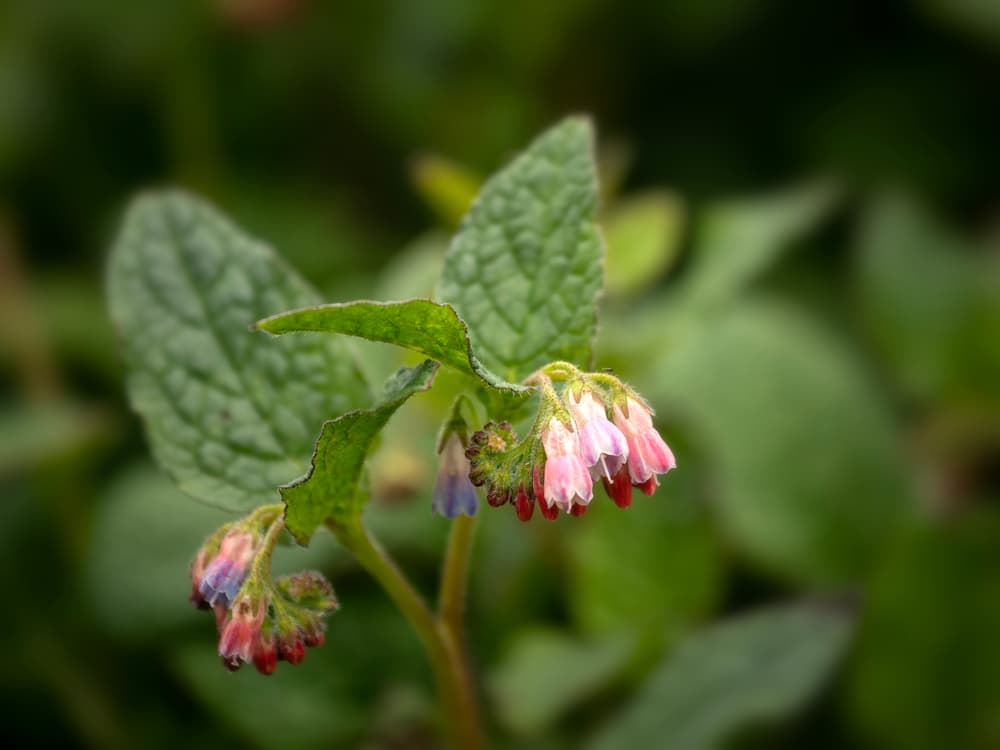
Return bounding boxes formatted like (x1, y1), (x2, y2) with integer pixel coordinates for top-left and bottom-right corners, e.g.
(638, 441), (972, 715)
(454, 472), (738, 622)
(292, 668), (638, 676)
(541, 416), (593, 513)
(612, 396), (676, 487)
(568, 389), (629, 481)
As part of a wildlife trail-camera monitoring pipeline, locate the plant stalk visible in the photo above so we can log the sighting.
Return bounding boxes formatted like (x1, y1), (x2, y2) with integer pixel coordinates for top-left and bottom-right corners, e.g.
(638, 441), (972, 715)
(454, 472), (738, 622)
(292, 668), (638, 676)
(328, 519), (483, 749)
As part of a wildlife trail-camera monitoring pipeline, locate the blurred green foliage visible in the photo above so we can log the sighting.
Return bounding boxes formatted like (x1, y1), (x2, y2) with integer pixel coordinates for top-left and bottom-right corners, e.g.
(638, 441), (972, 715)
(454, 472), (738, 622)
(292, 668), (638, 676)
(2, 0), (999, 747)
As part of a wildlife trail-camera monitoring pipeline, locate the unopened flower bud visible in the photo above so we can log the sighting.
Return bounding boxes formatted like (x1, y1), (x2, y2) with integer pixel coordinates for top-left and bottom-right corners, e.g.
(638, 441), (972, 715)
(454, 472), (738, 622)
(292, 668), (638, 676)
(515, 485), (534, 522)
(253, 620), (278, 676)
(602, 465), (634, 509)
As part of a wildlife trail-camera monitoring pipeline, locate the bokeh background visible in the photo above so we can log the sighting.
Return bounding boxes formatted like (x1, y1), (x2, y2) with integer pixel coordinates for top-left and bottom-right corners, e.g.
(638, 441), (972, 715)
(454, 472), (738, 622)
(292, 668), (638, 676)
(2, 0), (999, 748)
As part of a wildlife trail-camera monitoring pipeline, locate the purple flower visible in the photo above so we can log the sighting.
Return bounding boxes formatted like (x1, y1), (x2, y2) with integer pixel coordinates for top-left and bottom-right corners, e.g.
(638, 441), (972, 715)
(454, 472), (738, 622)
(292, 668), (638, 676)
(568, 389), (629, 481)
(541, 416), (593, 514)
(197, 530), (257, 607)
(432, 434), (478, 518)
(612, 396), (676, 487)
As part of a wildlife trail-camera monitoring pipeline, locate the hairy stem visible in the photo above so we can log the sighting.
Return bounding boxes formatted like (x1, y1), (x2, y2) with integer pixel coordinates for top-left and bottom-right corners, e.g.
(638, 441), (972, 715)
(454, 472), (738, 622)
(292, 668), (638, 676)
(327, 520), (483, 749)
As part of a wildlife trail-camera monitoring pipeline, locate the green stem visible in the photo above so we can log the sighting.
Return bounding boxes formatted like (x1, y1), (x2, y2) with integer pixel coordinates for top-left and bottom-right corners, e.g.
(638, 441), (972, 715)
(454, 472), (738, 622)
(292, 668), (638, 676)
(327, 520), (484, 749)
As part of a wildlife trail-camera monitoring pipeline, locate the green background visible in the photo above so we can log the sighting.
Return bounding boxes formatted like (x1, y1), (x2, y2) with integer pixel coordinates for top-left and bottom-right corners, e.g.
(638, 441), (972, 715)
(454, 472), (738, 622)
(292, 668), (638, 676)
(2, 0), (999, 747)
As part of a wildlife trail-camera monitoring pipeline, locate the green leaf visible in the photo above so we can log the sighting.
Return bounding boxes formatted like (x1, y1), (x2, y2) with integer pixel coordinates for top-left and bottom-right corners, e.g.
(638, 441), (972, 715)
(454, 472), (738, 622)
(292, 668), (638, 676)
(684, 181), (839, 306)
(847, 512), (1000, 750)
(603, 189), (685, 296)
(256, 299), (528, 405)
(642, 299), (910, 583)
(588, 601), (854, 750)
(107, 191), (370, 512)
(488, 629), (633, 736)
(567, 477), (723, 661)
(855, 193), (1000, 405)
(437, 116), (605, 381)
(281, 360), (439, 544)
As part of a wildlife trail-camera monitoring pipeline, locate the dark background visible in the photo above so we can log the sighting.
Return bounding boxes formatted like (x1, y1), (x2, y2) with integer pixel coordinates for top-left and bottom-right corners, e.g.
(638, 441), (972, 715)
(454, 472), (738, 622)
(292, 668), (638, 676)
(2, 1), (999, 748)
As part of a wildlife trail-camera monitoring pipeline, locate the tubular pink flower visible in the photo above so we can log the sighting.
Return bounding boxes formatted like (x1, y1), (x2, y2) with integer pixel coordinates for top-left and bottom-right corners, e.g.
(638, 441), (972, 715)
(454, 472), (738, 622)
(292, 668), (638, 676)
(568, 390), (629, 481)
(218, 594), (265, 670)
(612, 396), (676, 485)
(541, 416), (593, 513)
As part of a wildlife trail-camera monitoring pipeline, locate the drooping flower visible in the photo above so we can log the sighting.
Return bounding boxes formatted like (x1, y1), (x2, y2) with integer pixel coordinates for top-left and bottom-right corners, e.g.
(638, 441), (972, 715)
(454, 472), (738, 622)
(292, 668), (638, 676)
(197, 529), (258, 607)
(219, 593), (266, 671)
(568, 389), (629, 481)
(612, 396), (676, 488)
(432, 433), (479, 518)
(541, 416), (593, 513)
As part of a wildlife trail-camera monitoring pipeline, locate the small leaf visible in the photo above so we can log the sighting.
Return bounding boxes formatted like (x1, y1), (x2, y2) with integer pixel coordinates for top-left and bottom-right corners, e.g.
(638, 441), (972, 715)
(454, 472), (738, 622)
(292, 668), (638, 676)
(410, 154), (482, 228)
(281, 360), (439, 544)
(488, 629), (633, 736)
(437, 116), (605, 381)
(684, 182), (839, 306)
(107, 191), (370, 512)
(256, 299), (529, 407)
(588, 601), (854, 750)
(603, 189), (685, 296)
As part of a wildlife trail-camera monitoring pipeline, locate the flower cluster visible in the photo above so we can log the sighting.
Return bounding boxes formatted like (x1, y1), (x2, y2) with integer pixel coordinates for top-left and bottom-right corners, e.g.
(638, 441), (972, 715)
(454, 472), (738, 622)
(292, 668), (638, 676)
(190, 512), (338, 674)
(465, 368), (675, 521)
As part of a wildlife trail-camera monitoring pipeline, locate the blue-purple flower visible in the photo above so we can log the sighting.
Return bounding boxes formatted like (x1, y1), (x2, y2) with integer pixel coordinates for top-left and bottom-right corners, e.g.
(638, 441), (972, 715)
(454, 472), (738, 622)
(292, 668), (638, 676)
(432, 433), (478, 518)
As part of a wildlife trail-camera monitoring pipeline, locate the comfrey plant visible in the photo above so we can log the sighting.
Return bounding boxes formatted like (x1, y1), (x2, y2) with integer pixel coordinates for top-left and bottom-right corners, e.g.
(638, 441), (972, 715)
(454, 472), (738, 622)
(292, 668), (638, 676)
(107, 117), (674, 747)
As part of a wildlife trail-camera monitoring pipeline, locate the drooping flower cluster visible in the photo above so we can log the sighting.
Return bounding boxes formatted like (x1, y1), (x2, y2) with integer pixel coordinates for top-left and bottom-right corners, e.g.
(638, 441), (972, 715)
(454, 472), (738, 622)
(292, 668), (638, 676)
(465, 369), (675, 521)
(190, 511), (338, 674)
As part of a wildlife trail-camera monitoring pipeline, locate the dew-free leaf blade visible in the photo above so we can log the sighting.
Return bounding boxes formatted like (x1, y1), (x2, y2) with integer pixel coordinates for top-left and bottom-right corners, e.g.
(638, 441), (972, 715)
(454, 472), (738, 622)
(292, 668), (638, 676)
(281, 360), (439, 544)
(107, 190), (370, 512)
(437, 116), (605, 382)
(256, 299), (528, 404)
(588, 601), (854, 750)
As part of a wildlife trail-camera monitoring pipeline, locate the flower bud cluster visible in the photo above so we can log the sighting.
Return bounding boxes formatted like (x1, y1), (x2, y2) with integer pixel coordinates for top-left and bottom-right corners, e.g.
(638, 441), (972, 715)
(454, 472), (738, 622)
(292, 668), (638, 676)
(190, 510), (338, 675)
(465, 369), (675, 520)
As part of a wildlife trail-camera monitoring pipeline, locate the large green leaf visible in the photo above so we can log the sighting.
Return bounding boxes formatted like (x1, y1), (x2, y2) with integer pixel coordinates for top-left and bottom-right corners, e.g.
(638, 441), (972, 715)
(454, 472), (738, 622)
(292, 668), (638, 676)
(107, 191), (370, 512)
(641, 299), (909, 583)
(848, 512), (1000, 750)
(281, 360), (439, 544)
(488, 629), (633, 737)
(588, 601), (854, 750)
(437, 116), (605, 381)
(256, 299), (528, 406)
(855, 193), (1000, 405)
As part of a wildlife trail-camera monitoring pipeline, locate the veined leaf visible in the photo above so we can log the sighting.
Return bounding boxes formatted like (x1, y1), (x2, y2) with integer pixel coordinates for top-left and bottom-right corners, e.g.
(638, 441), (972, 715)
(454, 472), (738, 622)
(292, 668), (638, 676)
(281, 361), (439, 544)
(437, 116), (605, 381)
(107, 190), (370, 512)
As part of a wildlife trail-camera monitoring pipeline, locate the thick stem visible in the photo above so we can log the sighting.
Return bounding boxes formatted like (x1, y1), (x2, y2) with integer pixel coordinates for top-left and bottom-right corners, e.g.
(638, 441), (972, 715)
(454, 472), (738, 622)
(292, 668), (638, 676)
(328, 520), (483, 749)
(438, 514), (477, 628)
(437, 515), (481, 744)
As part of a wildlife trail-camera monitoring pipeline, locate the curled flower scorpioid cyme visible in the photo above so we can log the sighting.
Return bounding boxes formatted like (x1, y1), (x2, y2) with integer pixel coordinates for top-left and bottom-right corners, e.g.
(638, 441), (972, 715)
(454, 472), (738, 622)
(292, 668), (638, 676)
(189, 505), (338, 675)
(465, 361), (676, 521)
